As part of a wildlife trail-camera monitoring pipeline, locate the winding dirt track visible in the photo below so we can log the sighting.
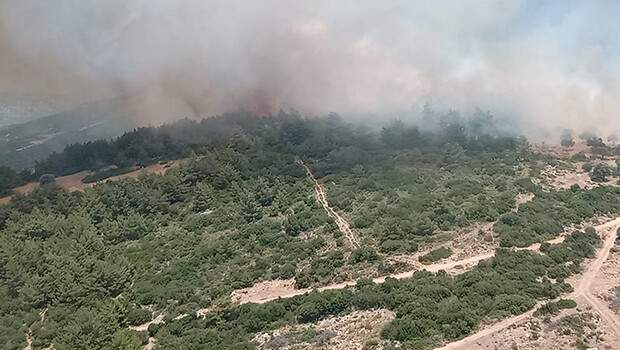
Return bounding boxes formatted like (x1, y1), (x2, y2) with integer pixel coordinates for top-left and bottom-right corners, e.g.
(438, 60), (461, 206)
(435, 217), (620, 350)
(240, 239), (571, 305)
(239, 163), (620, 348)
(297, 160), (360, 248)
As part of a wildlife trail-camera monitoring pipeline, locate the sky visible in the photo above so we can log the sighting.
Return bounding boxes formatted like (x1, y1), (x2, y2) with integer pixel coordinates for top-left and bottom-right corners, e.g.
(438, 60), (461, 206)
(0, 0), (619, 138)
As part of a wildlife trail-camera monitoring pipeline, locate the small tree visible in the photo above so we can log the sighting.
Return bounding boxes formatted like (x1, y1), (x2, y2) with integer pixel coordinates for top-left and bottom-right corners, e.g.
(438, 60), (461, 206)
(39, 174), (56, 185)
(591, 164), (613, 182)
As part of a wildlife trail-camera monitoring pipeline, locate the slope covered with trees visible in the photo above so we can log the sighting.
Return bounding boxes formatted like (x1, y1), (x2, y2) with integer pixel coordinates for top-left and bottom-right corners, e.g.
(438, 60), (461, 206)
(1, 112), (619, 349)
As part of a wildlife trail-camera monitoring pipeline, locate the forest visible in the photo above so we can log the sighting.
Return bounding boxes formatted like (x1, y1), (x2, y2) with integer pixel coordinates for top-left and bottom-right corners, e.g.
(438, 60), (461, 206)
(1, 111), (619, 349)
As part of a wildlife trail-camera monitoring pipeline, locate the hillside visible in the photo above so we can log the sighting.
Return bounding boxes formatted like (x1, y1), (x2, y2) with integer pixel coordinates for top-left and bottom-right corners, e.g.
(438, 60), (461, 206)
(0, 89), (202, 170)
(1, 113), (619, 350)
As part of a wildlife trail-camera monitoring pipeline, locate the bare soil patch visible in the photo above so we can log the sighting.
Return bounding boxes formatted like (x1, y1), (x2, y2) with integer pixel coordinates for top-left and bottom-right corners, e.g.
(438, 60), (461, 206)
(455, 308), (603, 350)
(515, 192), (535, 207)
(538, 162), (619, 191)
(253, 309), (396, 350)
(589, 248), (620, 315)
(0, 182), (38, 204)
(231, 279), (298, 305)
(531, 141), (592, 158)
(103, 162), (174, 183)
(390, 193), (534, 268)
(55, 171), (93, 192)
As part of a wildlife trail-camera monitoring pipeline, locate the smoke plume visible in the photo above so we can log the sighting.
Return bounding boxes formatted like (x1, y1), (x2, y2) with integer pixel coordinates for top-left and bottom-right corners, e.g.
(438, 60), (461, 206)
(1, 0), (619, 138)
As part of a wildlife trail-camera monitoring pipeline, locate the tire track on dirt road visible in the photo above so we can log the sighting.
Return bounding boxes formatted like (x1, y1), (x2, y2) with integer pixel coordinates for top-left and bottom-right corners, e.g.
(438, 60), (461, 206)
(297, 160), (360, 248)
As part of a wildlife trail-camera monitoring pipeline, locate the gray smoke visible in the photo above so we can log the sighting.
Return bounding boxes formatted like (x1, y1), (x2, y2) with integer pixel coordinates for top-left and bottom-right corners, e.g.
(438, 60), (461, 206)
(1, 0), (619, 138)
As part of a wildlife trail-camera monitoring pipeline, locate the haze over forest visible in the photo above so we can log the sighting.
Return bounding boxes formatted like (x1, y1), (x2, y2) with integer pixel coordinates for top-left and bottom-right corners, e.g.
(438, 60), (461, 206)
(1, 0), (619, 138)
(3, 2), (620, 350)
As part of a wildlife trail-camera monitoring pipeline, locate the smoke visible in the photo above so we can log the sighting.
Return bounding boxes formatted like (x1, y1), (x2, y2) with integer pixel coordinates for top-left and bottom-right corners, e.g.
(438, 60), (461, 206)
(1, 0), (619, 138)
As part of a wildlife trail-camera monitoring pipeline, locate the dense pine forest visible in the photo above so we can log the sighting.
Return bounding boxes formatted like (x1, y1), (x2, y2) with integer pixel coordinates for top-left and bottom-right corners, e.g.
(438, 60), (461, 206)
(1, 112), (620, 349)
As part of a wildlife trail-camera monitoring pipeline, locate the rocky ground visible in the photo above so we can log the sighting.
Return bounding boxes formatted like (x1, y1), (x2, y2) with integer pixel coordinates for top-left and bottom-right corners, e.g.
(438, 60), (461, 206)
(467, 308), (603, 350)
(253, 309), (396, 350)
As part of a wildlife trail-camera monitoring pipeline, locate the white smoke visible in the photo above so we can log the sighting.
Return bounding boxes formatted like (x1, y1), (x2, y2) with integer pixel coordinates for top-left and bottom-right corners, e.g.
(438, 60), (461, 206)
(0, 0), (619, 138)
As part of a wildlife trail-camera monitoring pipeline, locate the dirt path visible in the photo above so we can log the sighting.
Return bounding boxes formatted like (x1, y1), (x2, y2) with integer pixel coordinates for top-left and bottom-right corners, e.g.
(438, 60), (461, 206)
(297, 160), (360, 248)
(22, 308), (47, 350)
(577, 219), (620, 337)
(238, 241), (551, 305)
(435, 217), (620, 350)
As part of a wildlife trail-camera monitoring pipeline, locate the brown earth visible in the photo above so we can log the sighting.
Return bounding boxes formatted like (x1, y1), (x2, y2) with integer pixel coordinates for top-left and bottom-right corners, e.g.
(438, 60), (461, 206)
(390, 192), (535, 269)
(457, 309), (603, 350)
(0, 182), (38, 205)
(589, 247), (620, 315)
(531, 140), (592, 158)
(538, 162), (619, 191)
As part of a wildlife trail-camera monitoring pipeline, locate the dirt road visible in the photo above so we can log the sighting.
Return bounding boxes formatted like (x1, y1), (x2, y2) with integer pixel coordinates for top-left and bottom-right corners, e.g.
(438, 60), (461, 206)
(297, 160), (360, 248)
(578, 219), (620, 337)
(240, 242), (549, 305)
(435, 217), (620, 350)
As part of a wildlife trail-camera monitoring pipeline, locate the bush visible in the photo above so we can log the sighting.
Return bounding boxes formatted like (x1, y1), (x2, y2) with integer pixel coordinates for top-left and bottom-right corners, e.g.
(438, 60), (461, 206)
(147, 323), (160, 337)
(534, 299), (577, 316)
(557, 299), (577, 309)
(591, 164), (613, 182)
(419, 247), (453, 264)
(126, 308), (152, 326)
(348, 247), (379, 264)
(380, 239), (417, 253)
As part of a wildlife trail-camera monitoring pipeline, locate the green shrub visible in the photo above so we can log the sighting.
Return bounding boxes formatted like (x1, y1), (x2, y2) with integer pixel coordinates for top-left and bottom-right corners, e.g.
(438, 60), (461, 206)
(380, 239), (417, 253)
(534, 299), (577, 316)
(348, 247), (379, 264)
(419, 247), (453, 264)
(126, 308), (152, 326)
(147, 323), (160, 337)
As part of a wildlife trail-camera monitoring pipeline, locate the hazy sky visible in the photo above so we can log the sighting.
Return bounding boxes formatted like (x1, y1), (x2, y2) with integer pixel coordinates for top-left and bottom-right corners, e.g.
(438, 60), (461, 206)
(1, 0), (619, 136)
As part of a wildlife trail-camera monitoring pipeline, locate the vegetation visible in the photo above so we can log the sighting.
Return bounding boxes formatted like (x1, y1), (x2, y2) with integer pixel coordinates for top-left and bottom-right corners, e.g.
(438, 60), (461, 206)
(146, 229), (598, 349)
(0, 166), (25, 196)
(0, 112), (618, 349)
(534, 299), (577, 317)
(419, 247), (453, 264)
(590, 163), (614, 182)
(81, 166), (138, 183)
(495, 187), (620, 247)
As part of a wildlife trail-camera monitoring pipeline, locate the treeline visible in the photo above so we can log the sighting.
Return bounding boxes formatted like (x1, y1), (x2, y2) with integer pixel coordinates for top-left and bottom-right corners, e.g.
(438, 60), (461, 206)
(1, 110), (520, 196)
(34, 110), (518, 179)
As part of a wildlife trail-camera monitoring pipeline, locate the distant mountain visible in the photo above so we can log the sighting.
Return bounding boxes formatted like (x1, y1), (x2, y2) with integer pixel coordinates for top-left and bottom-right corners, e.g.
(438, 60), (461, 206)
(0, 94), (63, 127)
(0, 98), (142, 169)
(0, 90), (220, 170)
